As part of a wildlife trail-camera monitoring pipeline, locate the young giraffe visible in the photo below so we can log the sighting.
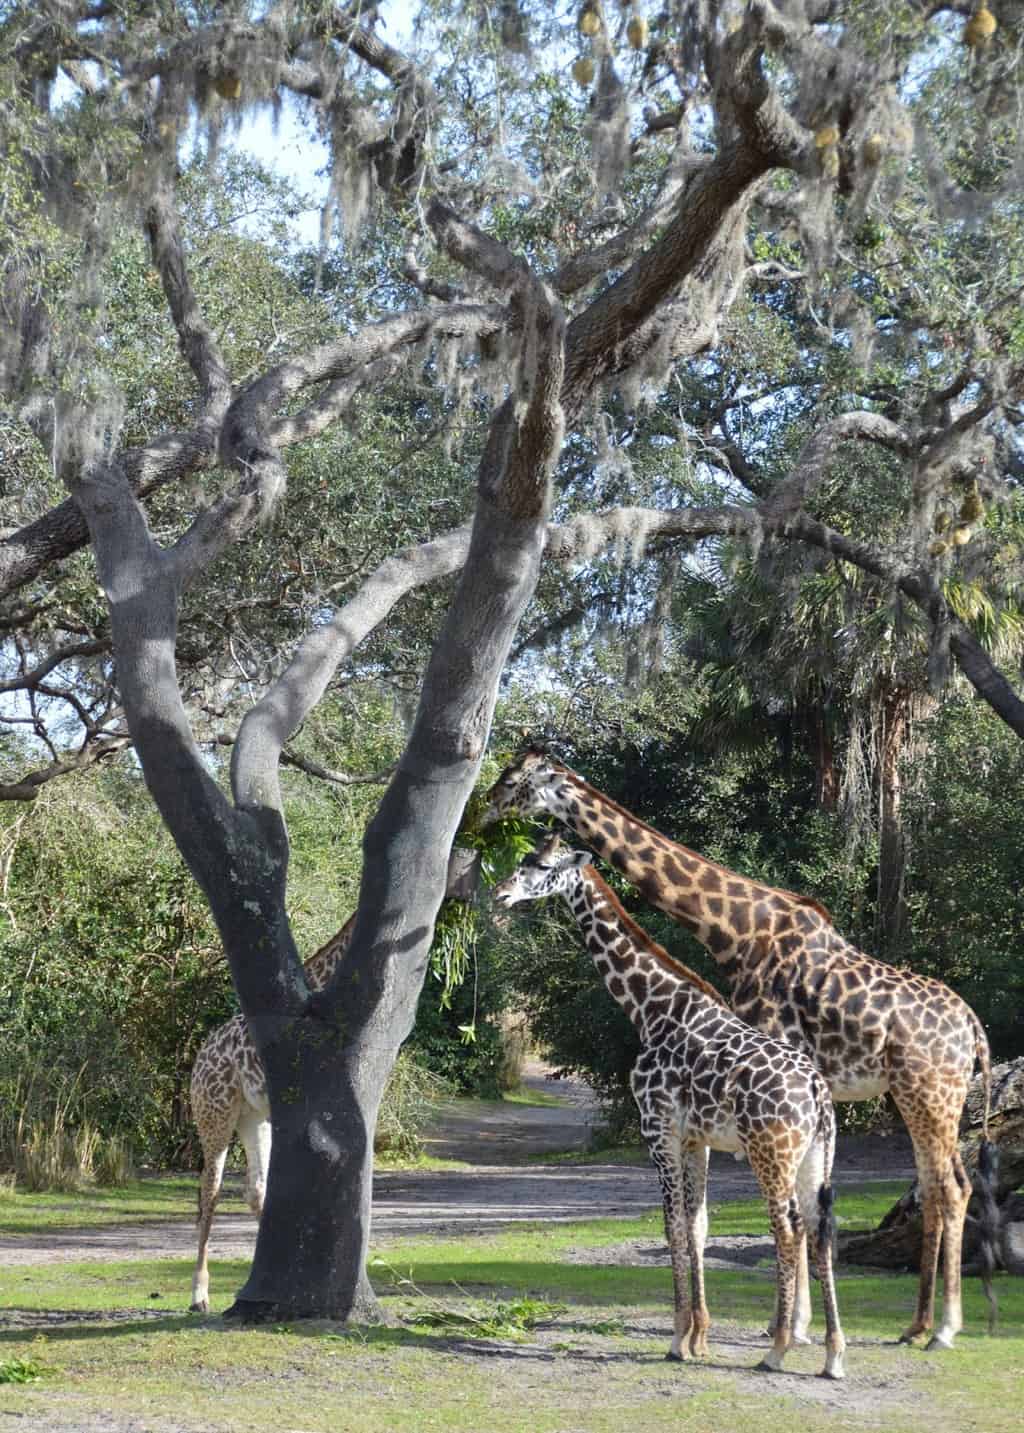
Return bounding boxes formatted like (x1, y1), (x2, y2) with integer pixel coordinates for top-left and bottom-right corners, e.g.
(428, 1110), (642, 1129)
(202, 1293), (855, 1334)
(485, 747), (996, 1351)
(494, 835), (846, 1378)
(188, 914), (355, 1314)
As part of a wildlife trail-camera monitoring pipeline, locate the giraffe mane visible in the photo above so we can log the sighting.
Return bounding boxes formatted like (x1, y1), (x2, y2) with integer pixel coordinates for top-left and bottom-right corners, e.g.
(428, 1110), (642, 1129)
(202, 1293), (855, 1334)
(554, 763), (834, 927)
(585, 868), (730, 1007)
(303, 910), (357, 976)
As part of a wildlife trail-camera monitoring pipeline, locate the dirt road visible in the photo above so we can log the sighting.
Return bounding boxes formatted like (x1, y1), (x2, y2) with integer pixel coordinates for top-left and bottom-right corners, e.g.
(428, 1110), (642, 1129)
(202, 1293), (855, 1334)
(0, 1063), (916, 1269)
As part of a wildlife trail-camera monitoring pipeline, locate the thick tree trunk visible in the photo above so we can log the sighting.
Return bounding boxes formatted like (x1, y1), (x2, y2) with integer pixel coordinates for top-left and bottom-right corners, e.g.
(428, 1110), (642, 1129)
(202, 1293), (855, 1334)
(227, 1026), (388, 1321)
(841, 1059), (1024, 1273)
(229, 502), (550, 1322)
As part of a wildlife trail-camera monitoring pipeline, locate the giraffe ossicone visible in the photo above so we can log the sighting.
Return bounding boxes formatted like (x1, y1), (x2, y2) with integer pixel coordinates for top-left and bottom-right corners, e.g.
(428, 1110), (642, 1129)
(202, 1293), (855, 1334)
(485, 747), (997, 1351)
(494, 833), (846, 1378)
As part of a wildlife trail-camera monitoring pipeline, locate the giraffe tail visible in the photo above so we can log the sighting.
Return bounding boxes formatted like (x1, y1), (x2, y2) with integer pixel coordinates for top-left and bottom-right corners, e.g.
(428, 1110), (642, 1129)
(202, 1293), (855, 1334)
(971, 1010), (993, 1141)
(975, 1139), (1001, 1334)
(970, 1010), (999, 1333)
(817, 1182), (837, 1258)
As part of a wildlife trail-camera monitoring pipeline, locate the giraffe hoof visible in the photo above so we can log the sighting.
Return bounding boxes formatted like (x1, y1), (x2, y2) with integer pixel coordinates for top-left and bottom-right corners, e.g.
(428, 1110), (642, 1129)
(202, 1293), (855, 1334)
(755, 1359), (783, 1374)
(925, 1333), (955, 1352)
(897, 1329), (927, 1347)
(189, 1300), (210, 1315)
(665, 1350), (685, 1363)
(791, 1331), (813, 1346)
(818, 1366), (845, 1381)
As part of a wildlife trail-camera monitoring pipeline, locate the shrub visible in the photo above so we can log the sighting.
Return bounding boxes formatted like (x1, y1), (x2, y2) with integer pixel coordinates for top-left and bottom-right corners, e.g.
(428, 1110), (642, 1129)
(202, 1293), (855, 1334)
(375, 1052), (452, 1160)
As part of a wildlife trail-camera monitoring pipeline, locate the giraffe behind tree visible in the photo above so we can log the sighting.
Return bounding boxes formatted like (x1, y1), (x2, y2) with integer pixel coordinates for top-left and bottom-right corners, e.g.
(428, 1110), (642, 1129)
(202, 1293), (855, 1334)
(494, 834), (846, 1378)
(485, 745), (996, 1351)
(188, 914), (355, 1314)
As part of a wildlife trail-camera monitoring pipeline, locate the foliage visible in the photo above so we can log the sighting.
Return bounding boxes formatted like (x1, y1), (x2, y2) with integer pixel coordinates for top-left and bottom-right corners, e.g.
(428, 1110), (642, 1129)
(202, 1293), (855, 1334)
(0, 1353), (47, 1386)
(373, 1052), (453, 1162)
(901, 697), (1024, 1059)
(0, 749), (498, 1166)
(404, 1293), (566, 1339)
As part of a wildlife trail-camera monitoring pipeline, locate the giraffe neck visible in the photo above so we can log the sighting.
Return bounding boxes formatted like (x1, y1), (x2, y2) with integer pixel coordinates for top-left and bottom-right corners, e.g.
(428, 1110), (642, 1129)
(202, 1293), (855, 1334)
(539, 765), (828, 968)
(301, 912), (356, 993)
(562, 867), (725, 1040)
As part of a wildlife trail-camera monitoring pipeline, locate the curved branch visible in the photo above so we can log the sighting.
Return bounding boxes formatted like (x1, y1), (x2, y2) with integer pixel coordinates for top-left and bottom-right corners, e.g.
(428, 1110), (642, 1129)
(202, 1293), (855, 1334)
(0, 733), (131, 802)
(231, 524), (473, 814)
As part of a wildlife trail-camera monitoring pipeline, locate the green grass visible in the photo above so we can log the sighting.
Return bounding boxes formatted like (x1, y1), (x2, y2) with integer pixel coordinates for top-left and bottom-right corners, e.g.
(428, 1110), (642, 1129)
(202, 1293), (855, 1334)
(0, 1186), (1020, 1432)
(0, 1173), (203, 1232)
(530, 1142), (652, 1165)
(500, 1086), (570, 1108)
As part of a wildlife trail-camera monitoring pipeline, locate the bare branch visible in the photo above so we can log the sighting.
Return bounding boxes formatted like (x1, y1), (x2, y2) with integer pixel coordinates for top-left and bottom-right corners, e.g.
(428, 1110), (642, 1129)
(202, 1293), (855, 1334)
(0, 638), (109, 694)
(765, 411), (914, 515)
(211, 733), (394, 789)
(0, 733), (131, 803)
(144, 181), (232, 418)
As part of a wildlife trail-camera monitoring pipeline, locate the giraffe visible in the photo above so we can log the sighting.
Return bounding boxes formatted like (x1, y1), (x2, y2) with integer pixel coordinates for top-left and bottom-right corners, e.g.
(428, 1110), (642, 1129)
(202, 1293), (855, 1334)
(484, 746), (996, 1351)
(188, 914), (355, 1314)
(494, 835), (846, 1377)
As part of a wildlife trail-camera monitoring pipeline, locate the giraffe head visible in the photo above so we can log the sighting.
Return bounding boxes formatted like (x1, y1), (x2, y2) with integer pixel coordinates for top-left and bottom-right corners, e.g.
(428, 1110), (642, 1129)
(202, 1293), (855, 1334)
(483, 745), (562, 825)
(492, 834), (592, 907)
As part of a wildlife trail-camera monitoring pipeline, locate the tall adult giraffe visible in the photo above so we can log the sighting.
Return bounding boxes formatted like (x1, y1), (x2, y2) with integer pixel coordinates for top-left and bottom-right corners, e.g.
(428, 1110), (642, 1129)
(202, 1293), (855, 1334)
(484, 746), (995, 1351)
(188, 915), (355, 1314)
(494, 835), (846, 1377)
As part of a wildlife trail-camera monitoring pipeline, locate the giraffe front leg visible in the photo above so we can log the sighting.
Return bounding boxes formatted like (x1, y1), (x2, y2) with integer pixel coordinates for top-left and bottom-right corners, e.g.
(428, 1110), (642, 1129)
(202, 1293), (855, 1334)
(791, 1234), (813, 1345)
(641, 1111), (699, 1363)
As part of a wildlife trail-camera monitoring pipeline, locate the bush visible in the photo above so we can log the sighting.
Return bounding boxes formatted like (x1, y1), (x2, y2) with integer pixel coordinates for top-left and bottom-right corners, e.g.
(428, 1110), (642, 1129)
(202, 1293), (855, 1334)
(375, 1052), (452, 1160)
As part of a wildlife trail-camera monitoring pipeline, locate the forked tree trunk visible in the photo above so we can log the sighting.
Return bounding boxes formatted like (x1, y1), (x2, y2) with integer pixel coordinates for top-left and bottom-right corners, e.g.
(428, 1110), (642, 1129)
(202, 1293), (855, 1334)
(841, 1059), (1024, 1272)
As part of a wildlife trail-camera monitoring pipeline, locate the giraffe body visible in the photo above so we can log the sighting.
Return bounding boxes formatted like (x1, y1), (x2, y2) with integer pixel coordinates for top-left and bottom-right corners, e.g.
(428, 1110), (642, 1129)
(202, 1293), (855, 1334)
(485, 748), (994, 1349)
(188, 915), (355, 1314)
(494, 837), (845, 1377)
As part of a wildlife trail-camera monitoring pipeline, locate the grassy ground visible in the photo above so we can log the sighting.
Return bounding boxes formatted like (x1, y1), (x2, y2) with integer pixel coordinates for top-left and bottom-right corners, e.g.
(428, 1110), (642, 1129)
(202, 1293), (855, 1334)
(0, 1184), (1019, 1433)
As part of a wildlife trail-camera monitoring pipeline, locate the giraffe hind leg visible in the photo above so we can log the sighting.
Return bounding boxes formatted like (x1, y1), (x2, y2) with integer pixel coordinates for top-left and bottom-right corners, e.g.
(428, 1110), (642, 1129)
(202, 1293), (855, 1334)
(926, 1148), (972, 1351)
(756, 1192), (801, 1374)
(191, 1116), (233, 1314)
(893, 1083), (970, 1349)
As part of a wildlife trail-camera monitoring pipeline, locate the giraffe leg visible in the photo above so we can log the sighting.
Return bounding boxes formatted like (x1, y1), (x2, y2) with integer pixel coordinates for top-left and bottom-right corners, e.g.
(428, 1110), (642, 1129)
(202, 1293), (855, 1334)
(926, 1147), (972, 1351)
(681, 1146), (711, 1359)
(237, 1105), (272, 1218)
(796, 1146), (845, 1379)
(762, 1234), (809, 1344)
(757, 1195), (800, 1373)
(791, 1235), (813, 1344)
(642, 1115), (706, 1362)
(893, 1089), (968, 1347)
(191, 1129), (231, 1314)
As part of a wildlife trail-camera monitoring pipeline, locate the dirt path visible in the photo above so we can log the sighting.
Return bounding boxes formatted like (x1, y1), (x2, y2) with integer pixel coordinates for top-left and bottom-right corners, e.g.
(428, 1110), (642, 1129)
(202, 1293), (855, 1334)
(0, 1062), (917, 1268)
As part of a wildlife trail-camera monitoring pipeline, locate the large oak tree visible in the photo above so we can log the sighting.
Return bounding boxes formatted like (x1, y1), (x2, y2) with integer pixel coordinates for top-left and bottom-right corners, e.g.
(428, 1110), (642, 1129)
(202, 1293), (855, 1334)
(2, 0), (1023, 1320)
